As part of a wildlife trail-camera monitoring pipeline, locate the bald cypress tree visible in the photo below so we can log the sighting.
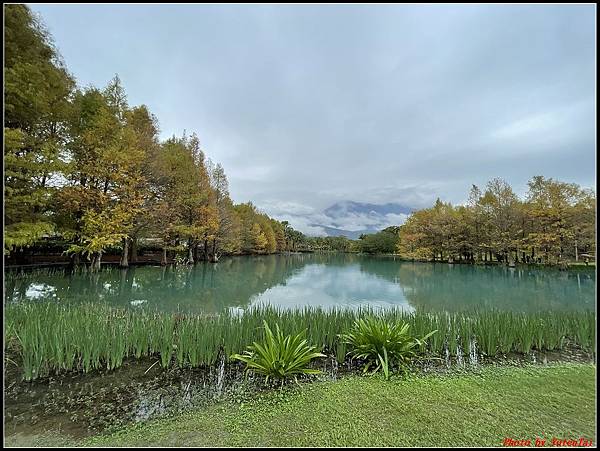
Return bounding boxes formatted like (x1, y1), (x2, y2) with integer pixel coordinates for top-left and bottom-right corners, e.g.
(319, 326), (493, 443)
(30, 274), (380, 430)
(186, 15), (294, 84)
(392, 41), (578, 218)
(4, 4), (74, 253)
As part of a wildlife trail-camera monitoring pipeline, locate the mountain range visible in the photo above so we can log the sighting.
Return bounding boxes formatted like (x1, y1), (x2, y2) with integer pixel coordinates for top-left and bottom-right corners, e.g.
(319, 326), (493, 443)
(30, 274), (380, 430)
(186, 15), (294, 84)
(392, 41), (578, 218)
(308, 201), (414, 239)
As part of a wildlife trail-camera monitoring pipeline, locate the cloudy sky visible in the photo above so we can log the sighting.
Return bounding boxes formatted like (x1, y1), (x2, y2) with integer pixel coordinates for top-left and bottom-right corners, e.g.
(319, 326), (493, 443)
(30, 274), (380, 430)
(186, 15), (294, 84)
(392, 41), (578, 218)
(30, 4), (596, 234)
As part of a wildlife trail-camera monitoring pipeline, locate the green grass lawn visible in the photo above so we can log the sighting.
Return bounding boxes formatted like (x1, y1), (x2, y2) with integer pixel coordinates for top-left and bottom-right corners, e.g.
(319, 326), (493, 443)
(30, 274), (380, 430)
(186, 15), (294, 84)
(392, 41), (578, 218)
(75, 364), (596, 447)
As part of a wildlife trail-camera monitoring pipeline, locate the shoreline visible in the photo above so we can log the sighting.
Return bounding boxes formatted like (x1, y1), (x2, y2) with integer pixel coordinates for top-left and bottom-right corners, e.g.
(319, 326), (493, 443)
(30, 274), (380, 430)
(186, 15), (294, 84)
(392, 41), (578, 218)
(4, 363), (596, 447)
(4, 252), (595, 271)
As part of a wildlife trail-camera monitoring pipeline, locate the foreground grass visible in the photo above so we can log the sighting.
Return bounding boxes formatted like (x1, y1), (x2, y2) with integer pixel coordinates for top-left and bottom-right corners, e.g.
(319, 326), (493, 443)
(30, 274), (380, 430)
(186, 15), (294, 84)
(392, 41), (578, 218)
(80, 364), (596, 447)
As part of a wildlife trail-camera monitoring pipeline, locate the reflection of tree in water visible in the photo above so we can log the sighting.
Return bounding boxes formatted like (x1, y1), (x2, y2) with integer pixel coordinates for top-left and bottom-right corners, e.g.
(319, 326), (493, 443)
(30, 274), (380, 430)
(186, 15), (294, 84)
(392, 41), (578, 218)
(355, 256), (405, 283)
(362, 261), (595, 312)
(5, 254), (318, 313)
(6, 255), (594, 313)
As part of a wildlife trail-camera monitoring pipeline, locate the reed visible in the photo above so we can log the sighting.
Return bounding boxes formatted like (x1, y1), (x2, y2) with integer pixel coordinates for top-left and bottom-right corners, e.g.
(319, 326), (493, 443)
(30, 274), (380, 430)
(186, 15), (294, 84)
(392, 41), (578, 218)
(4, 303), (595, 381)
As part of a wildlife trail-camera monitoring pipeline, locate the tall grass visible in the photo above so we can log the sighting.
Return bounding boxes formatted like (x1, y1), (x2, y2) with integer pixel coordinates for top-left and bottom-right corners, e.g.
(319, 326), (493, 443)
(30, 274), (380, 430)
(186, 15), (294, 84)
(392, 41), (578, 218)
(4, 303), (595, 381)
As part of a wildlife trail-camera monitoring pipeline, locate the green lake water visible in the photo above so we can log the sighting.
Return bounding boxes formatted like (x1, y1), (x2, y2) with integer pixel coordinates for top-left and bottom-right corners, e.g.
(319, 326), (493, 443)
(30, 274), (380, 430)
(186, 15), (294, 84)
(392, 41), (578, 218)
(4, 254), (596, 313)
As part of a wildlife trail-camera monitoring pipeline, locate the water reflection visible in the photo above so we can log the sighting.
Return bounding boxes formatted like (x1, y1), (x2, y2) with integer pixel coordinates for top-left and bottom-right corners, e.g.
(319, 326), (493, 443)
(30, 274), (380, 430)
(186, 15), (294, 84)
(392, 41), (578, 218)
(4, 254), (595, 313)
(251, 263), (414, 312)
(390, 261), (595, 312)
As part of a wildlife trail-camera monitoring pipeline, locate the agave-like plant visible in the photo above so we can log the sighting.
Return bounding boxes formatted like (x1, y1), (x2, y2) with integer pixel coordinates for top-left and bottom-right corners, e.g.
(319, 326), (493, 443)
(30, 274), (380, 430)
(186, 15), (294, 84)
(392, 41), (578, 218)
(340, 317), (437, 379)
(231, 321), (326, 384)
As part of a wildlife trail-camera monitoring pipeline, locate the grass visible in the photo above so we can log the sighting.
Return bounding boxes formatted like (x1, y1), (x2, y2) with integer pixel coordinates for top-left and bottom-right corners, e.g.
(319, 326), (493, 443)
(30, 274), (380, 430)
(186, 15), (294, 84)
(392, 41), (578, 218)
(77, 363), (596, 447)
(5, 303), (596, 380)
(567, 261), (596, 268)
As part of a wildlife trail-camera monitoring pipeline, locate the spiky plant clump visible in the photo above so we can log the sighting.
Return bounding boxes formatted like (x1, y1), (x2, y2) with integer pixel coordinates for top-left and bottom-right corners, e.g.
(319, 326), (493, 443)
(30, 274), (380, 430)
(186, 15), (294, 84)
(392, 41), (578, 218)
(231, 321), (325, 384)
(341, 317), (437, 379)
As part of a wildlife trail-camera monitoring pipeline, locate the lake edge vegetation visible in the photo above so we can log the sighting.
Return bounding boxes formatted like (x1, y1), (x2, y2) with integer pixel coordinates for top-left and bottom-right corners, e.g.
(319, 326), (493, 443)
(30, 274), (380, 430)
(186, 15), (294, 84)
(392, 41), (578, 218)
(5, 302), (595, 382)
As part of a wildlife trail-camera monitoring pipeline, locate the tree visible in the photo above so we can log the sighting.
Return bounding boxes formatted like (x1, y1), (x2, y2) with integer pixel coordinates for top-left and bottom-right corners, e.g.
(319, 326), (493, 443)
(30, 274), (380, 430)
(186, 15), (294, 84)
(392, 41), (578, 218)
(525, 176), (594, 264)
(570, 189), (596, 261)
(270, 219), (286, 252)
(357, 227), (400, 254)
(4, 5), (325, 265)
(55, 80), (146, 270)
(4, 4), (74, 253)
(397, 176), (595, 266)
(120, 105), (161, 265)
(480, 178), (521, 264)
(207, 159), (235, 261)
(250, 223), (268, 254)
(151, 134), (216, 265)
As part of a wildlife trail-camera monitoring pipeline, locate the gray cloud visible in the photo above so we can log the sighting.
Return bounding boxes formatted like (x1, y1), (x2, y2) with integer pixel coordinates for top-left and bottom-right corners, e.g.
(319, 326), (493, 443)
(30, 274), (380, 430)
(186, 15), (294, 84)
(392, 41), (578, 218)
(31, 4), (596, 234)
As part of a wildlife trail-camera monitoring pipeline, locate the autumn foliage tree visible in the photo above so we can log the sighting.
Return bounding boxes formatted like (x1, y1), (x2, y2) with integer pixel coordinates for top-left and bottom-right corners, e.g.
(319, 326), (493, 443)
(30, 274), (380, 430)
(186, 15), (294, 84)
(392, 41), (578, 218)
(397, 177), (596, 265)
(5, 5), (299, 268)
(4, 4), (74, 253)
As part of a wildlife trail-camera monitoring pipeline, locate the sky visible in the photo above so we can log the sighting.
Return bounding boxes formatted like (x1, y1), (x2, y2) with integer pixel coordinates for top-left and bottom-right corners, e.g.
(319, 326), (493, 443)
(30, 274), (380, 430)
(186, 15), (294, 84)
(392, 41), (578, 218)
(29, 4), (596, 234)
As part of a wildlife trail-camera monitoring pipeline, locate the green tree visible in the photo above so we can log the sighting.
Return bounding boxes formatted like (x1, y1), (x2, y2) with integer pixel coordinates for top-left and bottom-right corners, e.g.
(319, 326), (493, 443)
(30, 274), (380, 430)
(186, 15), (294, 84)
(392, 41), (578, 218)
(120, 105), (161, 265)
(357, 227), (400, 254)
(4, 4), (74, 253)
(55, 80), (146, 270)
(525, 176), (592, 264)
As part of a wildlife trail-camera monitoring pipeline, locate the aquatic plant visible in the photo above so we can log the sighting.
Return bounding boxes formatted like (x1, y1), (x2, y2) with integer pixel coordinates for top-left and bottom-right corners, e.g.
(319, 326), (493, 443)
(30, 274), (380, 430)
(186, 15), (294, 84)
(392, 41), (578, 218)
(4, 303), (596, 381)
(231, 321), (325, 383)
(340, 317), (437, 379)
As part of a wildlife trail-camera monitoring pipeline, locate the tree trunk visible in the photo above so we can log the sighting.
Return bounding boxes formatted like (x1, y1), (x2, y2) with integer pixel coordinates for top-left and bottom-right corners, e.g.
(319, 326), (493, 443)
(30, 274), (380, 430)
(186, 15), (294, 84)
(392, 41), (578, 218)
(203, 239), (209, 261)
(508, 253), (515, 267)
(575, 242), (578, 262)
(161, 247), (168, 266)
(120, 237), (129, 268)
(93, 251), (102, 272)
(131, 238), (138, 263)
(188, 239), (194, 264)
(558, 245), (563, 264)
(69, 252), (80, 269)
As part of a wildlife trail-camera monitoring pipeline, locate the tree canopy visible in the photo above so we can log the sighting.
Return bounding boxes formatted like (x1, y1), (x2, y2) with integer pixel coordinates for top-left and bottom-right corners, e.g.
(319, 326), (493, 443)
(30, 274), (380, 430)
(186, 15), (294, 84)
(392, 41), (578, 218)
(397, 177), (596, 264)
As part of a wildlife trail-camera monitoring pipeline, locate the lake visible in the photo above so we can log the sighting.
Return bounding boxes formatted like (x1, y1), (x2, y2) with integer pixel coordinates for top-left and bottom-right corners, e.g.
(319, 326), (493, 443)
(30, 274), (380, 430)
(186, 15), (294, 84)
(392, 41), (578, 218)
(4, 254), (595, 313)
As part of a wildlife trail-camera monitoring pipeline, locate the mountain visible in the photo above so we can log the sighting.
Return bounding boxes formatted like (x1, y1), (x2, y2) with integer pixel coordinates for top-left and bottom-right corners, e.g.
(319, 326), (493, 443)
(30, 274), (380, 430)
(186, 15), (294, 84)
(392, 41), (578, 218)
(307, 224), (367, 240)
(311, 201), (415, 238)
(323, 201), (414, 218)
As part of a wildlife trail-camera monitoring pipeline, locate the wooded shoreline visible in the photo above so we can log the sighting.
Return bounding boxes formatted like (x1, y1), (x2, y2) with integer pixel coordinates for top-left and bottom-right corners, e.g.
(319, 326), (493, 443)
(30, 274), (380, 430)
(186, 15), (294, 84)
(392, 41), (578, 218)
(4, 251), (594, 271)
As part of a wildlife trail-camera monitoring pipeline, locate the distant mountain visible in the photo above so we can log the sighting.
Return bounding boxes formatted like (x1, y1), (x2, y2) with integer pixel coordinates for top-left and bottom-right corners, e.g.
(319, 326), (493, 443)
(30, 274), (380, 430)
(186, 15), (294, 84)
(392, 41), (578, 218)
(323, 201), (414, 218)
(310, 201), (415, 238)
(307, 224), (367, 240)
